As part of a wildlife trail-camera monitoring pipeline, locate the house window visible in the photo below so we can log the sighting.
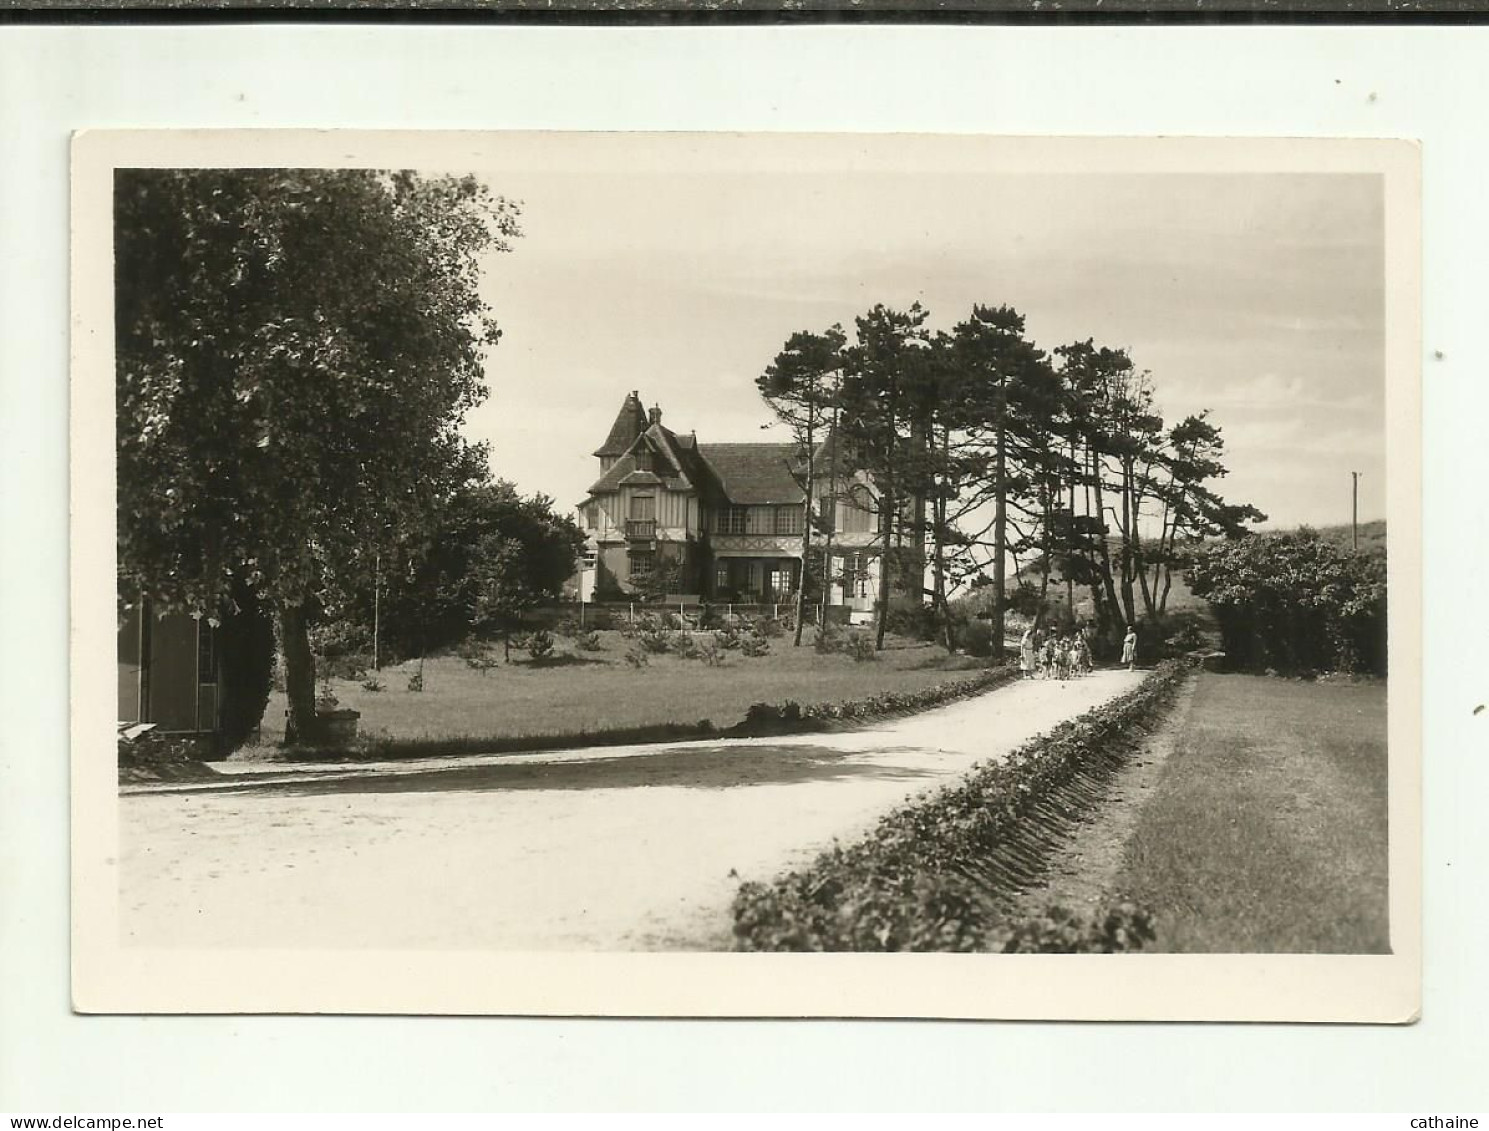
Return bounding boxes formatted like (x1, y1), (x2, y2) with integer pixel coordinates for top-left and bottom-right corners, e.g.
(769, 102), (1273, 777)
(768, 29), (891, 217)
(634, 448), (653, 472)
(628, 550), (655, 577)
(840, 487), (874, 534)
(846, 553), (870, 597)
(745, 506), (775, 535)
(769, 565), (794, 596)
(774, 506), (802, 536)
(629, 494), (655, 520)
(583, 502), (599, 530)
(715, 507), (747, 535)
(715, 563), (731, 593)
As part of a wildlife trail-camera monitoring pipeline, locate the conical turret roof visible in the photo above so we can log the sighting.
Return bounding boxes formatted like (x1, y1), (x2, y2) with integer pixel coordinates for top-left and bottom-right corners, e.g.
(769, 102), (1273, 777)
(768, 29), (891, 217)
(594, 389), (648, 458)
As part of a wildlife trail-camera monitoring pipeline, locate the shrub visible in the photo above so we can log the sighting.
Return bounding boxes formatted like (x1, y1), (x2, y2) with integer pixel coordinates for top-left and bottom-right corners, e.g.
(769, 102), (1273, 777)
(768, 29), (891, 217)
(638, 625), (672, 654)
(990, 903), (1157, 954)
(360, 675), (385, 693)
(670, 633), (700, 660)
(321, 651), (371, 681)
(844, 631), (877, 663)
(811, 622), (876, 661)
(308, 619), (372, 665)
(624, 643), (649, 669)
(813, 621), (842, 655)
(714, 625), (744, 651)
(1161, 613), (1208, 656)
(575, 629), (602, 651)
(886, 598), (939, 642)
(315, 676), (339, 711)
(961, 619), (995, 658)
(1184, 530), (1386, 675)
(734, 664), (1017, 732)
(740, 632), (771, 658)
(406, 662), (425, 693)
(526, 628), (555, 660)
(553, 616), (580, 639)
(745, 700), (802, 728)
(694, 637), (725, 667)
(746, 615), (784, 639)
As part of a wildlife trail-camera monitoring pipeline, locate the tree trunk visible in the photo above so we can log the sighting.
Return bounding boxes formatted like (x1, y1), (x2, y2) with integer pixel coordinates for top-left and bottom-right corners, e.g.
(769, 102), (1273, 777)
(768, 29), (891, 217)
(932, 426), (953, 651)
(1090, 449), (1124, 634)
(874, 489), (893, 651)
(792, 417), (814, 648)
(991, 419), (1007, 660)
(821, 394), (840, 635)
(874, 419), (896, 652)
(1038, 480), (1052, 613)
(1066, 438), (1076, 617)
(1118, 456), (1138, 625)
(276, 602), (320, 745)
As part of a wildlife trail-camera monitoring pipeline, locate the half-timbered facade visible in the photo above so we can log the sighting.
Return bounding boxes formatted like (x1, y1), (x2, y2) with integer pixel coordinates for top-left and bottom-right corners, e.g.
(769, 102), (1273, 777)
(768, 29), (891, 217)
(579, 390), (903, 612)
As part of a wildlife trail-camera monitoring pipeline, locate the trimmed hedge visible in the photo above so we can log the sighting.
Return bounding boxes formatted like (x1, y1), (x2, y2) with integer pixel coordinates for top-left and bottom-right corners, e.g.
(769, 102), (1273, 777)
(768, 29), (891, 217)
(732, 664), (1019, 735)
(732, 660), (1192, 951)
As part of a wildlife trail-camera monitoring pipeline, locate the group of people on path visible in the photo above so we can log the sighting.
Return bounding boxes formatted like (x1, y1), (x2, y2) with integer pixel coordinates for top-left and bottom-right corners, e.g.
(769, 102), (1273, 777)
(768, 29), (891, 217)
(1017, 623), (1139, 681)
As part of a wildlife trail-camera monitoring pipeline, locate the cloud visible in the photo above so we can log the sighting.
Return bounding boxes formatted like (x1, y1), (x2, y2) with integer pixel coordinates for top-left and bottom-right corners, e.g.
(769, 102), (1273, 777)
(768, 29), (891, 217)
(1197, 371), (1382, 416)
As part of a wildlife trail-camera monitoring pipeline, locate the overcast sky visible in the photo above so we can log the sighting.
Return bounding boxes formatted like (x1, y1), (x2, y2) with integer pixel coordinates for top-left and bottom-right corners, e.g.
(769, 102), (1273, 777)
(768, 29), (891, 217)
(460, 136), (1385, 531)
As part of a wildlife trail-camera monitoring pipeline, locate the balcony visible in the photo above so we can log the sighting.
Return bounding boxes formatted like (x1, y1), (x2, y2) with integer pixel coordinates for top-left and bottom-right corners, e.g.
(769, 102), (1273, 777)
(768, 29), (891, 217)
(624, 519), (657, 541)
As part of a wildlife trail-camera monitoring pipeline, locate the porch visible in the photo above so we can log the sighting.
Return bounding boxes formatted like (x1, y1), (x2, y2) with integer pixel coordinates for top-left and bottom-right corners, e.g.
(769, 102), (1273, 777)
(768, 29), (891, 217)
(709, 555), (800, 604)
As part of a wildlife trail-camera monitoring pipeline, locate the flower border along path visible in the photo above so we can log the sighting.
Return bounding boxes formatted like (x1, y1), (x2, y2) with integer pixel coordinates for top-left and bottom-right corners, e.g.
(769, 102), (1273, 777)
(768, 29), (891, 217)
(732, 660), (1193, 953)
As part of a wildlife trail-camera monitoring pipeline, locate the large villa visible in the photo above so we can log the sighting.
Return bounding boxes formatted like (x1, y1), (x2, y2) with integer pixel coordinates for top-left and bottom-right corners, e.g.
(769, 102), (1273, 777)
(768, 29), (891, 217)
(578, 390), (915, 612)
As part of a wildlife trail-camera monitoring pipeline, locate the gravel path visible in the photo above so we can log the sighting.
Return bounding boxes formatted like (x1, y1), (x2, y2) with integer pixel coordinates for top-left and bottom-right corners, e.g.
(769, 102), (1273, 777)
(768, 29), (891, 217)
(119, 668), (1146, 951)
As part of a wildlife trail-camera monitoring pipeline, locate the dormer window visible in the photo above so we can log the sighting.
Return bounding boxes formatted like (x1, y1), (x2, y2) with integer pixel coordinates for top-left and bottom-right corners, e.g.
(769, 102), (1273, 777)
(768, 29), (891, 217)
(634, 447), (653, 472)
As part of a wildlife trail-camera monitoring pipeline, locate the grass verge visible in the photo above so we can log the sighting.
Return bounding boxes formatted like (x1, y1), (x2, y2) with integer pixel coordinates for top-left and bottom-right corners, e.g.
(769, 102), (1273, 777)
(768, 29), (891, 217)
(1111, 672), (1389, 953)
(242, 631), (1000, 761)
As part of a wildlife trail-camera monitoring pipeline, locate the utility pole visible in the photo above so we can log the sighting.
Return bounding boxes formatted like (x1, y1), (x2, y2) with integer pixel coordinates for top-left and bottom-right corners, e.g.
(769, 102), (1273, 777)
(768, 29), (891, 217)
(1351, 471), (1361, 551)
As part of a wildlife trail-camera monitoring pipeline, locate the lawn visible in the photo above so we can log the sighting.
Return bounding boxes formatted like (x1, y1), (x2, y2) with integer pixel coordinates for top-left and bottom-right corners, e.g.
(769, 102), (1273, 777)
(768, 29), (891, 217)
(1112, 672), (1389, 953)
(245, 628), (988, 752)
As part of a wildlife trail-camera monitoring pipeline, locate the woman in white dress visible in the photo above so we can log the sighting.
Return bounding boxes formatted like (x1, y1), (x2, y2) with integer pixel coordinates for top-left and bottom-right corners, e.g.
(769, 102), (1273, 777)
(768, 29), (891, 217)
(1019, 627), (1036, 679)
(1121, 625), (1138, 671)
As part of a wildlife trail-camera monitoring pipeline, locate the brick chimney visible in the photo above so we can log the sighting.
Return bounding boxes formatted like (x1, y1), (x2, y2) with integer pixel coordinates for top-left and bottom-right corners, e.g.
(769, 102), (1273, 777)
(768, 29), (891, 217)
(649, 404), (663, 426)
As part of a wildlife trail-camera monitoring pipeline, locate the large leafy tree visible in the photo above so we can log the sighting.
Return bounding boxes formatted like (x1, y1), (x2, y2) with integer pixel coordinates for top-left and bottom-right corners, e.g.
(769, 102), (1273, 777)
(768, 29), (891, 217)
(116, 168), (520, 741)
(1185, 530), (1385, 674)
(318, 479), (584, 665)
(463, 486), (585, 662)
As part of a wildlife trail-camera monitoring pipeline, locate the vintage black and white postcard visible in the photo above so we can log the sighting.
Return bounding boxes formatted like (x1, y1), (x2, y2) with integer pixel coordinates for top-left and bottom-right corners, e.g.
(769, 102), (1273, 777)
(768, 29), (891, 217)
(72, 130), (1421, 1019)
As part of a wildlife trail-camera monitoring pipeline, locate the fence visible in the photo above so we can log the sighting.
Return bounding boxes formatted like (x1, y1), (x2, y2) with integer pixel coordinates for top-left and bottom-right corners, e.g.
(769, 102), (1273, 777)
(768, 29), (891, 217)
(526, 600), (856, 630)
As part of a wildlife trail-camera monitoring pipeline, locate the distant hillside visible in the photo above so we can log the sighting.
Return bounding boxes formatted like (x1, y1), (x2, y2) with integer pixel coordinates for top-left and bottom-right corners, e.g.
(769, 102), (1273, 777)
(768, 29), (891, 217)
(1261, 519), (1387, 559)
(977, 519), (1385, 624)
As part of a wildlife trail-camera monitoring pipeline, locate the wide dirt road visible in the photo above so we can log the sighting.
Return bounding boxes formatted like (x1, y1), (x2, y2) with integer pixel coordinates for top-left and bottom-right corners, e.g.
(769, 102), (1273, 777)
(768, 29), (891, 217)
(120, 669), (1145, 951)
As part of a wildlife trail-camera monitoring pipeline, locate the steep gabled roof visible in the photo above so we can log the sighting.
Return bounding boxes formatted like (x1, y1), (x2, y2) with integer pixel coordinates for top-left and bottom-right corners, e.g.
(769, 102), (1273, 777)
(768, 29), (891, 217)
(586, 429), (686, 495)
(698, 443), (805, 505)
(594, 390), (648, 458)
